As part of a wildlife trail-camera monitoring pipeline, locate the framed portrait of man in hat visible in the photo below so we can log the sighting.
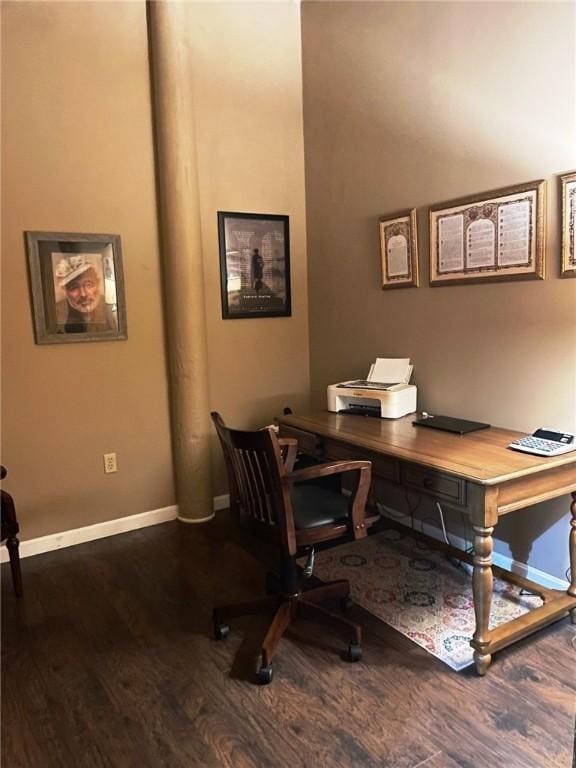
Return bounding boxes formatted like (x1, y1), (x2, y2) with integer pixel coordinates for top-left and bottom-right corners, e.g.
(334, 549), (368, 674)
(25, 231), (127, 344)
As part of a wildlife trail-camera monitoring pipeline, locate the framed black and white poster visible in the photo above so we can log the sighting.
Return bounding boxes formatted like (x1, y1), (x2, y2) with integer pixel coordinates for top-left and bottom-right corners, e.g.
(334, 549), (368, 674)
(25, 231), (127, 344)
(217, 211), (291, 319)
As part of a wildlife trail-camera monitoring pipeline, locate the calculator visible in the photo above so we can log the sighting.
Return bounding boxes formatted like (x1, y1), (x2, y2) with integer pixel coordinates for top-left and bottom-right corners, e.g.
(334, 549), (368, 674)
(508, 428), (576, 457)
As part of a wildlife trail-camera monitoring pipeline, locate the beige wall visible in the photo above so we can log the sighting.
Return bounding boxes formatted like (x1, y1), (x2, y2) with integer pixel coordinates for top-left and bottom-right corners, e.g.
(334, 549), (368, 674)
(1, 1), (175, 540)
(302, 1), (576, 579)
(187, 2), (309, 493)
(1, 1), (309, 535)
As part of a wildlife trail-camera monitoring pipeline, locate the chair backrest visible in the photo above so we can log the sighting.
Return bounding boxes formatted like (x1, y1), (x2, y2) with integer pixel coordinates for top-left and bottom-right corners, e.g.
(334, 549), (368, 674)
(211, 412), (287, 535)
(0, 466), (19, 540)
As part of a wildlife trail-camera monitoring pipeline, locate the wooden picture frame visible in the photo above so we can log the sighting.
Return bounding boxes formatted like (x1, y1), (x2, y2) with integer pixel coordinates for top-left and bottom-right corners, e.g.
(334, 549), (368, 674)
(429, 180), (546, 286)
(25, 231), (127, 344)
(217, 211), (291, 319)
(560, 171), (576, 277)
(379, 208), (419, 289)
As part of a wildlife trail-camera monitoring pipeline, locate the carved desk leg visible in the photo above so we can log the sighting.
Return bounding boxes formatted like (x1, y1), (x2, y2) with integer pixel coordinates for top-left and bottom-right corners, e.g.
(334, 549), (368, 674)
(472, 524), (494, 675)
(569, 492), (576, 624)
(469, 485), (498, 676)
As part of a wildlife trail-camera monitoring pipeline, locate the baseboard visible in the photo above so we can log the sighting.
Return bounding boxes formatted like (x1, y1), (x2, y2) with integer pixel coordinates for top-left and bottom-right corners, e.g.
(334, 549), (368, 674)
(10, 493), (565, 592)
(1, 494), (231, 563)
(377, 504), (569, 592)
(213, 493), (230, 512)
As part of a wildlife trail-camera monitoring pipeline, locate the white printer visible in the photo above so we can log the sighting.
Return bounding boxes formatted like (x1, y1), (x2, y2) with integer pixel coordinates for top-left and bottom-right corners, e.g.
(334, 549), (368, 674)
(327, 358), (417, 419)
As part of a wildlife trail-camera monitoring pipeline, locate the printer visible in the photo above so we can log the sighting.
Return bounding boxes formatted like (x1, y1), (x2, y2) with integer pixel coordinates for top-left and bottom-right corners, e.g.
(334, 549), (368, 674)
(327, 358), (417, 419)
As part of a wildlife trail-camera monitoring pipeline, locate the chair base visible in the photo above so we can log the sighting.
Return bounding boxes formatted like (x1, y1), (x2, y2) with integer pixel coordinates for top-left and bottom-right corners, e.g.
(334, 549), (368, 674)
(213, 579), (362, 684)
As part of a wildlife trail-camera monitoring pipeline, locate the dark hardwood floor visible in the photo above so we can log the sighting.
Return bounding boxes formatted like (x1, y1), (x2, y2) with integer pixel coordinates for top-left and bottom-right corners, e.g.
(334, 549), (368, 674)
(2, 515), (575, 768)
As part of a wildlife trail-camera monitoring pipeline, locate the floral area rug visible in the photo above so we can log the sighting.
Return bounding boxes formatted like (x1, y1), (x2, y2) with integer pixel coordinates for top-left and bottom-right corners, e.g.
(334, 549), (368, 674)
(313, 528), (543, 671)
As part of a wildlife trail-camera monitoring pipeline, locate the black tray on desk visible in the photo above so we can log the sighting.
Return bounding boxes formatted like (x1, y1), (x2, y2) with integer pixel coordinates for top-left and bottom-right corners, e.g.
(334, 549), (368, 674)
(412, 415), (490, 434)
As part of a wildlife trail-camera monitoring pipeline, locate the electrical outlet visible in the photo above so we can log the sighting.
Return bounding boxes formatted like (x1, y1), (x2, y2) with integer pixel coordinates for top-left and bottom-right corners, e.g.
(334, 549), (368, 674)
(103, 453), (117, 474)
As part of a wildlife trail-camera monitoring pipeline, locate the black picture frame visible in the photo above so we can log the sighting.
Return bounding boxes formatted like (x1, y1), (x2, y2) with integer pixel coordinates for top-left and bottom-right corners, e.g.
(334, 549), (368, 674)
(217, 211), (291, 319)
(25, 231), (128, 344)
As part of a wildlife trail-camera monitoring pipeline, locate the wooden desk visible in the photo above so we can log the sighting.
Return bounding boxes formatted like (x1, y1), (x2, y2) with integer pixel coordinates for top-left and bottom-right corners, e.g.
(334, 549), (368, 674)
(277, 410), (576, 675)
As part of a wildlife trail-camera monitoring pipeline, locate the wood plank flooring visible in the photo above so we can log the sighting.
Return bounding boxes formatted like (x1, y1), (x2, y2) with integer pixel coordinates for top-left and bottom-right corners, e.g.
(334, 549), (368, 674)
(2, 515), (575, 768)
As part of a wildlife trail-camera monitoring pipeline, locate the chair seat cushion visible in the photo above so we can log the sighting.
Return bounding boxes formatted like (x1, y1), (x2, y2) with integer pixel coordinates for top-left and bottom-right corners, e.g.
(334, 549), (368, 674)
(291, 484), (350, 530)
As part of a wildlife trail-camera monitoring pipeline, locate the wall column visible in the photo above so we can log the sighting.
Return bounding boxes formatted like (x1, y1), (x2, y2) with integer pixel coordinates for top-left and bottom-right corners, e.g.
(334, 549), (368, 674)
(147, 0), (212, 522)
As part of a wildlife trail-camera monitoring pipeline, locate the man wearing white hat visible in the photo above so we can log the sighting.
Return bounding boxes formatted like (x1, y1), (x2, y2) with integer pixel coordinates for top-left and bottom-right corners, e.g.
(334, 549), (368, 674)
(55, 255), (117, 333)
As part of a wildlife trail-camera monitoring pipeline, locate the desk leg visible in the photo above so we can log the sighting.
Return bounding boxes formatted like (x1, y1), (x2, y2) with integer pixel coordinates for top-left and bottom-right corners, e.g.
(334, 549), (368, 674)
(472, 524), (494, 675)
(569, 492), (576, 624)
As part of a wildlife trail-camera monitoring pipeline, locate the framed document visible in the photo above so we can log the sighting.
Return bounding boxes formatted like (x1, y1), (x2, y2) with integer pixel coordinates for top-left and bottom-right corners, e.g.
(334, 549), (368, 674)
(561, 172), (576, 277)
(379, 208), (419, 289)
(429, 180), (546, 286)
(217, 211), (291, 319)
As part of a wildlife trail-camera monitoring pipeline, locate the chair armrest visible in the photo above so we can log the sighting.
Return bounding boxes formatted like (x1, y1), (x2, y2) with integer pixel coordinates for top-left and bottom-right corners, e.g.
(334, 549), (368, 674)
(286, 460), (372, 540)
(277, 438), (298, 472)
(286, 459), (371, 484)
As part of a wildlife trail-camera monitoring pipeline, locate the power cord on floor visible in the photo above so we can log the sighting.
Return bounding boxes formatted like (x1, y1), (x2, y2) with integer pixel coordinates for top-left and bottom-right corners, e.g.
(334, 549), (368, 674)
(376, 491), (420, 532)
(376, 501), (410, 522)
(416, 516), (444, 552)
(436, 502), (450, 546)
(433, 501), (474, 575)
(403, 490), (422, 525)
(519, 566), (572, 598)
(379, 499), (575, 593)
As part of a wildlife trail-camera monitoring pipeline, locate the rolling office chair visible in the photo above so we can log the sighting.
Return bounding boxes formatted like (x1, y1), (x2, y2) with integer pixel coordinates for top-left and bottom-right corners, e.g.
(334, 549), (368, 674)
(1, 466), (23, 598)
(211, 412), (377, 684)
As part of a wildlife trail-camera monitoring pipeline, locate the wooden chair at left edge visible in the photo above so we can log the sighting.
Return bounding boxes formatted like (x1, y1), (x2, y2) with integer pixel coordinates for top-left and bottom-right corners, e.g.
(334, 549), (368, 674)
(1, 466), (23, 598)
(211, 412), (378, 685)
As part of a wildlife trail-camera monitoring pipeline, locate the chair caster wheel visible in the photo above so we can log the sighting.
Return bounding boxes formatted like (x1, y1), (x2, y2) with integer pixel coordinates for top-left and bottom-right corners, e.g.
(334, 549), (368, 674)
(214, 623), (229, 641)
(257, 664), (273, 685)
(340, 596), (354, 612)
(345, 642), (362, 663)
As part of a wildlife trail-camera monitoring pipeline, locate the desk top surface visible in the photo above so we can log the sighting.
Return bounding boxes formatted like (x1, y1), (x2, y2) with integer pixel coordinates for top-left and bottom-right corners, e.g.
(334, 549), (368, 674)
(278, 411), (576, 486)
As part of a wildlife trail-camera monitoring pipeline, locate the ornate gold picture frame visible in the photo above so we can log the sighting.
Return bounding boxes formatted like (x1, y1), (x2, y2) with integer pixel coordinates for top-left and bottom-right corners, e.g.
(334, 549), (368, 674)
(379, 208), (419, 289)
(561, 171), (576, 277)
(429, 180), (546, 286)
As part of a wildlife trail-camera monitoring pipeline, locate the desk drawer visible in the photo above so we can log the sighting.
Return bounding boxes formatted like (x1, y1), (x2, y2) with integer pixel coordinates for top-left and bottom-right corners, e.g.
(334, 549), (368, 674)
(278, 425), (322, 457)
(402, 465), (466, 505)
(323, 439), (399, 482)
